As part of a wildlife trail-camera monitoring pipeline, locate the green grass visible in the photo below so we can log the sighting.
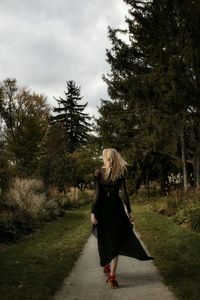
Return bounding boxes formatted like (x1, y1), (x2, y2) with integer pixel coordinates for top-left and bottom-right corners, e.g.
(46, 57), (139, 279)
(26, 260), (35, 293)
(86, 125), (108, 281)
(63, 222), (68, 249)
(2, 199), (200, 300)
(0, 204), (92, 300)
(133, 203), (200, 300)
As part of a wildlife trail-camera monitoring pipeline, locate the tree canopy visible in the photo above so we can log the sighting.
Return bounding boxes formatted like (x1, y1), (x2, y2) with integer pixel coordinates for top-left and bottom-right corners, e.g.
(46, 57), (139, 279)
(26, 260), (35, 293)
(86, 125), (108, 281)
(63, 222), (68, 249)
(98, 0), (200, 191)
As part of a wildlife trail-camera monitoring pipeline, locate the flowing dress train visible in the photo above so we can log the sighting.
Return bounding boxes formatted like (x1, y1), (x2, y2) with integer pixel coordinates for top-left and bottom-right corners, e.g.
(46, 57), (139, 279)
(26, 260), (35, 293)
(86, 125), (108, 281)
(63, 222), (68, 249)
(91, 167), (154, 266)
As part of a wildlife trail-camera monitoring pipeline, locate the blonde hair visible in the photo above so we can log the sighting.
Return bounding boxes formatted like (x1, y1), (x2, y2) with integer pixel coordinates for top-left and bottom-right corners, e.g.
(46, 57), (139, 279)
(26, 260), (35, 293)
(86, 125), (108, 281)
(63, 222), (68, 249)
(102, 148), (128, 181)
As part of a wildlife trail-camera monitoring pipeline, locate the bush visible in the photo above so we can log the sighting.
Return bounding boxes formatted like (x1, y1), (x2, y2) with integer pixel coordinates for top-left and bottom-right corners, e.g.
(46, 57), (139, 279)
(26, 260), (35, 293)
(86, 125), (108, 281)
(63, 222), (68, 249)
(44, 187), (72, 218)
(150, 198), (167, 215)
(0, 216), (22, 243)
(165, 194), (184, 215)
(6, 177), (45, 217)
(42, 198), (65, 219)
(185, 195), (200, 231)
(149, 191), (200, 232)
(0, 211), (21, 243)
(0, 177), (46, 242)
(43, 192), (90, 218)
(78, 189), (93, 204)
(188, 206), (200, 232)
(173, 206), (200, 232)
(172, 208), (190, 225)
(0, 221), (22, 243)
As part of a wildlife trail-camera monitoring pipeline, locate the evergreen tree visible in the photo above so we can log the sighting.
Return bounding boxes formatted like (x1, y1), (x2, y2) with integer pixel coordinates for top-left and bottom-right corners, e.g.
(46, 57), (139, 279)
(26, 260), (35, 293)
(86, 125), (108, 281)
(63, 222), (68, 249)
(50, 80), (91, 152)
(100, 0), (200, 191)
(39, 122), (73, 197)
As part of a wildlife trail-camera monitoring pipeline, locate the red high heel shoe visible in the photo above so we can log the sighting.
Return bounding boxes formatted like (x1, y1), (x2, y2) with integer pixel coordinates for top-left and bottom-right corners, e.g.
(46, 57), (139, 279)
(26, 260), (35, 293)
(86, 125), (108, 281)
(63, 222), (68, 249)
(106, 274), (119, 289)
(103, 264), (111, 275)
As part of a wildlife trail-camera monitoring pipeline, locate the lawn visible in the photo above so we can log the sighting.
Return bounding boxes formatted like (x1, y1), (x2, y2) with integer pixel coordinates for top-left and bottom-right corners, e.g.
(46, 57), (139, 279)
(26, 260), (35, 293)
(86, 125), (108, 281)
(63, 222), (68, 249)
(133, 203), (200, 300)
(0, 204), (92, 300)
(1, 201), (200, 300)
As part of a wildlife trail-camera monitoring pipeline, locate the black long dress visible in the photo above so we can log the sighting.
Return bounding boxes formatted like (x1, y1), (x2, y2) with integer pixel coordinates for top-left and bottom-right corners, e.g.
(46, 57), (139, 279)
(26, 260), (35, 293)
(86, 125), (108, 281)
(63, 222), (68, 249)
(91, 167), (154, 267)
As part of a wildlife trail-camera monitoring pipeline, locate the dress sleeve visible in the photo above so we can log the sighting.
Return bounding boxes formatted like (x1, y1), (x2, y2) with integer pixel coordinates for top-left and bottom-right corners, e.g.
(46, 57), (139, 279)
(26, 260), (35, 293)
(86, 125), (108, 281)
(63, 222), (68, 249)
(91, 168), (100, 215)
(120, 176), (132, 213)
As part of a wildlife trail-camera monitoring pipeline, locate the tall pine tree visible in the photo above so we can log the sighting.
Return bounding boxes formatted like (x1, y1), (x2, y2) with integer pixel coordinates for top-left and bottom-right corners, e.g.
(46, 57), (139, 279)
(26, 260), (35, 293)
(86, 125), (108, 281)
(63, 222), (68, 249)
(100, 0), (200, 191)
(50, 80), (91, 152)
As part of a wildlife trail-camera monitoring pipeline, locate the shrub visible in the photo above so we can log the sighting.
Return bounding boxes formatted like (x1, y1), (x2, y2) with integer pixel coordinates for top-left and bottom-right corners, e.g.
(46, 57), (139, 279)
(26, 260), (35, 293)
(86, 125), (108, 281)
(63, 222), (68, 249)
(150, 198), (167, 215)
(185, 195), (200, 231)
(0, 177), (46, 242)
(6, 177), (45, 217)
(44, 187), (71, 217)
(144, 189), (200, 233)
(188, 206), (200, 232)
(0, 211), (22, 243)
(157, 192), (200, 232)
(0, 220), (22, 243)
(173, 208), (190, 225)
(165, 197), (181, 215)
(78, 189), (93, 204)
(43, 198), (64, 219)
(174, 206), (200, 231)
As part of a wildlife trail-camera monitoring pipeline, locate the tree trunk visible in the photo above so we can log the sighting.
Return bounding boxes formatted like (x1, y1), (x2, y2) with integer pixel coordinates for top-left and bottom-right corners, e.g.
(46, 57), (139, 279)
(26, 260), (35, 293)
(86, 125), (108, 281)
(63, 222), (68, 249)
(75, 187), (79, 204)
(145, 169), (150, 199)
(195, 142), (200, 190)
(72, 186), (79, 204)
(181, 128), (188, 191)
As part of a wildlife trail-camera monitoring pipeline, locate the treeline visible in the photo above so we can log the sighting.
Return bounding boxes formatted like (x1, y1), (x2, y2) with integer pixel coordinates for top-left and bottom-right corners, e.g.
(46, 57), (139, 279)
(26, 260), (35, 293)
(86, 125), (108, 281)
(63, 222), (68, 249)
(0, 78), (100, 242)
(0, 79), (99, 197)
(1, 0), (200, 241)
(97, 0), (200, 192)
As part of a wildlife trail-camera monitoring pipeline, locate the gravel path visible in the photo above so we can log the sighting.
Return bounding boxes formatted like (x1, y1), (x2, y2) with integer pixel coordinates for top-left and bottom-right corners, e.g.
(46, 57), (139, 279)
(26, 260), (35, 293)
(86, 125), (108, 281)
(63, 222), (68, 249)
(54, 229), (177, 300)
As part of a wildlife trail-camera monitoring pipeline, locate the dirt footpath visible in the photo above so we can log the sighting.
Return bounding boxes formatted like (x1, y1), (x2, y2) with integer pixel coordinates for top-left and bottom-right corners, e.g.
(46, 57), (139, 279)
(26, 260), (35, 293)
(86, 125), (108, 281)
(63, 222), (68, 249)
(54, 229), (177, 300)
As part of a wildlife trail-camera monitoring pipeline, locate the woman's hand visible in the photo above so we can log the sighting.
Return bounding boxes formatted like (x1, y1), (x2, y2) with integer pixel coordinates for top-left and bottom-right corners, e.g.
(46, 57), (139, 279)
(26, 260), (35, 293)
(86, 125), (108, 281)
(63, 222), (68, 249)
(91, 213), (98, 225)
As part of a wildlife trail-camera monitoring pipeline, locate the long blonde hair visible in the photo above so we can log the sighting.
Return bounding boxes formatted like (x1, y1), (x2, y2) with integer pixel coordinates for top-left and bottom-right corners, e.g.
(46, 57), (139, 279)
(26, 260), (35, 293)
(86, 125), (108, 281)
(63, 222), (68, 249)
(102, 148), (128, 181)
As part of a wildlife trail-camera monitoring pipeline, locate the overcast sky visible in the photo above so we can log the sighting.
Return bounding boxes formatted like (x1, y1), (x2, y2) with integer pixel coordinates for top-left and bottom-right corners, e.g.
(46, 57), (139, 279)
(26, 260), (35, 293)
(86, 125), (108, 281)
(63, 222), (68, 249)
(0, 0), (128, 117)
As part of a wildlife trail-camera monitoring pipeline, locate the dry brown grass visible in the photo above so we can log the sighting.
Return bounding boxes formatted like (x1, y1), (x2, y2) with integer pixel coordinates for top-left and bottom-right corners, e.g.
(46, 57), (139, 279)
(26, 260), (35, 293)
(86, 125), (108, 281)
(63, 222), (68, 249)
(6, 177), (45, 216)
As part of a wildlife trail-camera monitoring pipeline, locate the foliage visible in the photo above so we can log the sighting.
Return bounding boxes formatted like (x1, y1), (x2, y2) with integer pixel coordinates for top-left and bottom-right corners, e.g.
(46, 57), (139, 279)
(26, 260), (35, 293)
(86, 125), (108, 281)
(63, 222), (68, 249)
(0, 215), (22, 243)
(42, 187), (72, 218)
(39, 80), (97, 193)
(39, 122), (71, 195)
(98, 0), (200, 191)
(188, 206), (200, 231)
(50, 80), (91, 152)
(147, 190), (200, 232)
(6, 177), (45, 217)
(0, 78), (50, 177)
(40, 121), (101, 193)
(0, 140), (10, 197)
(69, 143), (101, 190)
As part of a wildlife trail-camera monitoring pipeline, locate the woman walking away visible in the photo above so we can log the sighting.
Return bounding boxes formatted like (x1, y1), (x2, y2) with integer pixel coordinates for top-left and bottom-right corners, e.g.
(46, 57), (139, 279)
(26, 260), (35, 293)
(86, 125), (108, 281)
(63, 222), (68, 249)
(91, 148), (154, 289)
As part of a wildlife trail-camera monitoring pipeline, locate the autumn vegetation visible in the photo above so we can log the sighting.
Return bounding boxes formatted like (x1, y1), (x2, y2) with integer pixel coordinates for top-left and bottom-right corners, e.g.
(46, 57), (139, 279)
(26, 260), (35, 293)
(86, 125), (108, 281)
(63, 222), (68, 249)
(1, 0), (200, 244)
(0, 79), (99, 243)
(0, 1), (200, 299)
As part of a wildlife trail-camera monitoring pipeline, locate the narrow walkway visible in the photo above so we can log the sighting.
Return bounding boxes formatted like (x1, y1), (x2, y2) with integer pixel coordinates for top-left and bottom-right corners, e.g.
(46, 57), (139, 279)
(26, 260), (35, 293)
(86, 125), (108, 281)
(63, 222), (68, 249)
(54, 229), (177, 300)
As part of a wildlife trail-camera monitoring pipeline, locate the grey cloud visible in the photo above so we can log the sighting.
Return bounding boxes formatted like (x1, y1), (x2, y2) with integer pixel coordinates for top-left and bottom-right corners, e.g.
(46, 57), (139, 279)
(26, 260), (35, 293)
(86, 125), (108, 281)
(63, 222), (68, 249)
(0, 0), (128, 117)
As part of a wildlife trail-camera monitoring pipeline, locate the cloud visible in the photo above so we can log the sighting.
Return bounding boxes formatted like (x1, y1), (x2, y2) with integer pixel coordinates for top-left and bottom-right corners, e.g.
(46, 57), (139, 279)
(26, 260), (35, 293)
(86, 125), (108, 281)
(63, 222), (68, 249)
(0, 0), (128, 117)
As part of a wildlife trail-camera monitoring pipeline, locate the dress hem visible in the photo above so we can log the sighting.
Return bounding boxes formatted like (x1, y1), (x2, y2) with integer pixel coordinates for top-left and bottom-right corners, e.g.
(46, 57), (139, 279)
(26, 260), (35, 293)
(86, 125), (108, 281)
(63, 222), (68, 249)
(92, 227), (154, 265)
